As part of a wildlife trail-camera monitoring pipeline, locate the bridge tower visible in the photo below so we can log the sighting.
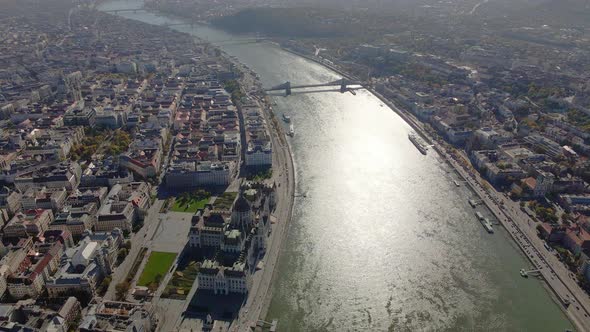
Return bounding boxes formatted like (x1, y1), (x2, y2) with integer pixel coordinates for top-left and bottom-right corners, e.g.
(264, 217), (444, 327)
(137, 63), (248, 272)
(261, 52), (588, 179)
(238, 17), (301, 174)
(285, 81), (291, 96)
(340, 79), (347, 93)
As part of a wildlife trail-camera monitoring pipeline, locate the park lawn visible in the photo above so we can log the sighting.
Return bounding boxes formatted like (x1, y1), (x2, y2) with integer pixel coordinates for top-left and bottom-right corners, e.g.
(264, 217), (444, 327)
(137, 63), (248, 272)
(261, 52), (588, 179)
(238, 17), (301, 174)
(213, 192), (238, 210)
(162, 261), (199, 299)
(170, 197), (209, 213)
(137, 251), (177, 286)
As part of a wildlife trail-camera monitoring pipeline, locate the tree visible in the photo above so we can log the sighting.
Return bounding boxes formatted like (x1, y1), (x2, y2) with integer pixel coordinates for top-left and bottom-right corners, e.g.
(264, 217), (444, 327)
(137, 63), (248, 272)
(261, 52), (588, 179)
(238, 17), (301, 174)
(98, 277), (112, 295)
(117, 248), (128, 263)
(115, 281), (131, 301)
(148, 282), (159, 293)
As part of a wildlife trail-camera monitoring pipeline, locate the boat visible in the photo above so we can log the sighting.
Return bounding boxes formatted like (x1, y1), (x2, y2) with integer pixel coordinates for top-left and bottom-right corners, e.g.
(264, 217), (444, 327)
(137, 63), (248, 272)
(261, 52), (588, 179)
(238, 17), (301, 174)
(408, 133), (428, 155)
(482, 218), (494, 233)
(453, 180), (461, 187)
(520, 269), (528, 278)
(468, 199), (478, 208)
(475, 211), (484, 221)
(288, 124), (294, 136)
(282, 113), (291, 122)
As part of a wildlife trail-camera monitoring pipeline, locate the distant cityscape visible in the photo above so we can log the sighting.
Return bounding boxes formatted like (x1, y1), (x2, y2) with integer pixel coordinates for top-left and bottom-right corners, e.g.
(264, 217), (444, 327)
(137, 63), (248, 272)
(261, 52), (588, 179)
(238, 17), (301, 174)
(0, 1), (285, 331)
(2, 0), (590, 330)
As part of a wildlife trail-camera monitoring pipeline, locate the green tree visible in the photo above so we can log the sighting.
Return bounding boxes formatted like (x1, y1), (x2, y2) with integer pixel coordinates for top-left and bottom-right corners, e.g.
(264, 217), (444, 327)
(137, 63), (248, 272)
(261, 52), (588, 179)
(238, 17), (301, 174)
(117, 248), (128, 262)
(98, 276), (112, 295)
(115, 281), (131, 300)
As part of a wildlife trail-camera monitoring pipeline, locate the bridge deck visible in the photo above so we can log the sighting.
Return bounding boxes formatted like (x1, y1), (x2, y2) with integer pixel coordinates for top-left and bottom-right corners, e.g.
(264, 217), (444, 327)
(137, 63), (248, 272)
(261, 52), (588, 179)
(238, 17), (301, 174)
(266, 81), (362, 91)
(103, 8), (147, 13)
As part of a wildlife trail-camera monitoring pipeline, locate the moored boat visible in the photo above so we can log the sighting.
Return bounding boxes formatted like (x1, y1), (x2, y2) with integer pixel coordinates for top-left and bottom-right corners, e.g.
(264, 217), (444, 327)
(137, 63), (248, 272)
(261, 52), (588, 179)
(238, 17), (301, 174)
(482, 218), (494, 233)
(408, 132), (428, 155)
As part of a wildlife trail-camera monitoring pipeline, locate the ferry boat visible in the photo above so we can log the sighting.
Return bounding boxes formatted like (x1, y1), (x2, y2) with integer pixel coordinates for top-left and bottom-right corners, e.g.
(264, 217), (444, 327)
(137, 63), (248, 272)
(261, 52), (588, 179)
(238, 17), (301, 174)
(408, 133), (428, 155)
(288, 124), (294, 136)
(282, 113), (291, 122)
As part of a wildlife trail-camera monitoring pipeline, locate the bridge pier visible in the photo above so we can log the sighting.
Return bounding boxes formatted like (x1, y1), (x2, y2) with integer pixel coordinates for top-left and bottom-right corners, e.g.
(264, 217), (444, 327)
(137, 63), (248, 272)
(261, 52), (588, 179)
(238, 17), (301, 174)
(285, 81), (291, 96)
(340, 79), (347, 93)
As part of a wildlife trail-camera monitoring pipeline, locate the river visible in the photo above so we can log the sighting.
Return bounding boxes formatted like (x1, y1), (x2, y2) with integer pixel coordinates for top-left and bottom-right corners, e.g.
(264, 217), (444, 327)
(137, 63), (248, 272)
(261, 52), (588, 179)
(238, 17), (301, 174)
(98, 1), (573, 331)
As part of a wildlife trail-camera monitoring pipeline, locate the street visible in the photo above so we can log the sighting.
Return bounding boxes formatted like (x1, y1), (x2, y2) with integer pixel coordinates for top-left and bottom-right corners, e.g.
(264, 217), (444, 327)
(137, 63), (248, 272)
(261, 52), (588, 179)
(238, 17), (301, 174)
(226, 60), (296, 332)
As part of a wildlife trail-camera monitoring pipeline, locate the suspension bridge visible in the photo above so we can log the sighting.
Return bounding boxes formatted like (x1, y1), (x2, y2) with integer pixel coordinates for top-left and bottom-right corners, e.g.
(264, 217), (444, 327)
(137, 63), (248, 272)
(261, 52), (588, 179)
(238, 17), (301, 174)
(265, 78), (363, 96)
(101, 8), (147, 14)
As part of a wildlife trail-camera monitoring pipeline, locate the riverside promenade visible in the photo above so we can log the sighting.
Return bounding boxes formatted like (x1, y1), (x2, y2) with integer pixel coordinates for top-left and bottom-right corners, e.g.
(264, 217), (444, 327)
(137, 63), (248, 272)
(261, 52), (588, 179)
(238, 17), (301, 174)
(447, 146), (590, 331)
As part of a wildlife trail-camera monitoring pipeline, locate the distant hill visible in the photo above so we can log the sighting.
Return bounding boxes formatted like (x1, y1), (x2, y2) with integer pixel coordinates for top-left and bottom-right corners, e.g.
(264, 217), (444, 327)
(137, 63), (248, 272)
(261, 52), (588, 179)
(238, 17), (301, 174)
(211, 8), (358, 38)
(0, 0), (74, 18)
(474, 0), (590, 28)
(525, 0), (590, 27)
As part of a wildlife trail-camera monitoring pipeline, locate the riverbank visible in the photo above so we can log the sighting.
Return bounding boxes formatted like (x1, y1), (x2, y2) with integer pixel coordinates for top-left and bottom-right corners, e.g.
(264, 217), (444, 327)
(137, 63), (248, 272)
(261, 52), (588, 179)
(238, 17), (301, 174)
(220, 53), (296, 331)
(374, 87), (590, 331)
(257, 98), (296, 324)
(370, 73), (590, 332)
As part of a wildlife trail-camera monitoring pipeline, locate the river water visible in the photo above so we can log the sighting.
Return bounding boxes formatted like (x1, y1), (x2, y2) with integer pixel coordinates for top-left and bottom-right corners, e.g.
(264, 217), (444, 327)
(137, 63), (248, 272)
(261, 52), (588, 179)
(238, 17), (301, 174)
(98, 1), (573, 331)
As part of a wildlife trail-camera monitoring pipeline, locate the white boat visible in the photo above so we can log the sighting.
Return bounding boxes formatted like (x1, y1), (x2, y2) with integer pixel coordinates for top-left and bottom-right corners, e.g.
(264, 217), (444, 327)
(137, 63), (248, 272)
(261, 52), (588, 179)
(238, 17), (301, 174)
(482, 218), (494, 233)
(520, 269), (528, 278)
(288, 124), (294, 136)
(408, 133), (428, 155)
(282, 113), (291, 122)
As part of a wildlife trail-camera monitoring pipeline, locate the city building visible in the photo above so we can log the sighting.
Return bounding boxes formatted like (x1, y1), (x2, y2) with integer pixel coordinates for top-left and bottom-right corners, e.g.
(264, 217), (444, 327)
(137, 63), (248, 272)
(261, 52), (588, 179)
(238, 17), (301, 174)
(79, 301), (155, 332)
(21, 187), (67, 212)
(3, 209), (54, 238)
(165, 161), (232, 188)
(196, 260), (249, 295)
(95, 182), (150, 232)
(14, 161), (81, 192)
(46, 229), (123, 298)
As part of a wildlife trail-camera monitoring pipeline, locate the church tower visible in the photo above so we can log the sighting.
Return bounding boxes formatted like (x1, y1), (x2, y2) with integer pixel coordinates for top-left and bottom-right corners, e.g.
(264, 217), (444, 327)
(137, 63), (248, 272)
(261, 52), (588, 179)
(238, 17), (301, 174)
(231, 193), (252, 232)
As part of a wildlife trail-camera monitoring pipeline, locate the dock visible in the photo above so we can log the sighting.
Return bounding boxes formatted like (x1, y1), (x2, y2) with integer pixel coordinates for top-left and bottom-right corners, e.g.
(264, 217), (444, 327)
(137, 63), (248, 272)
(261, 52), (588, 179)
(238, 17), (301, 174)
(257, 319), (278, 331)
(520, 268), (542, 278)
